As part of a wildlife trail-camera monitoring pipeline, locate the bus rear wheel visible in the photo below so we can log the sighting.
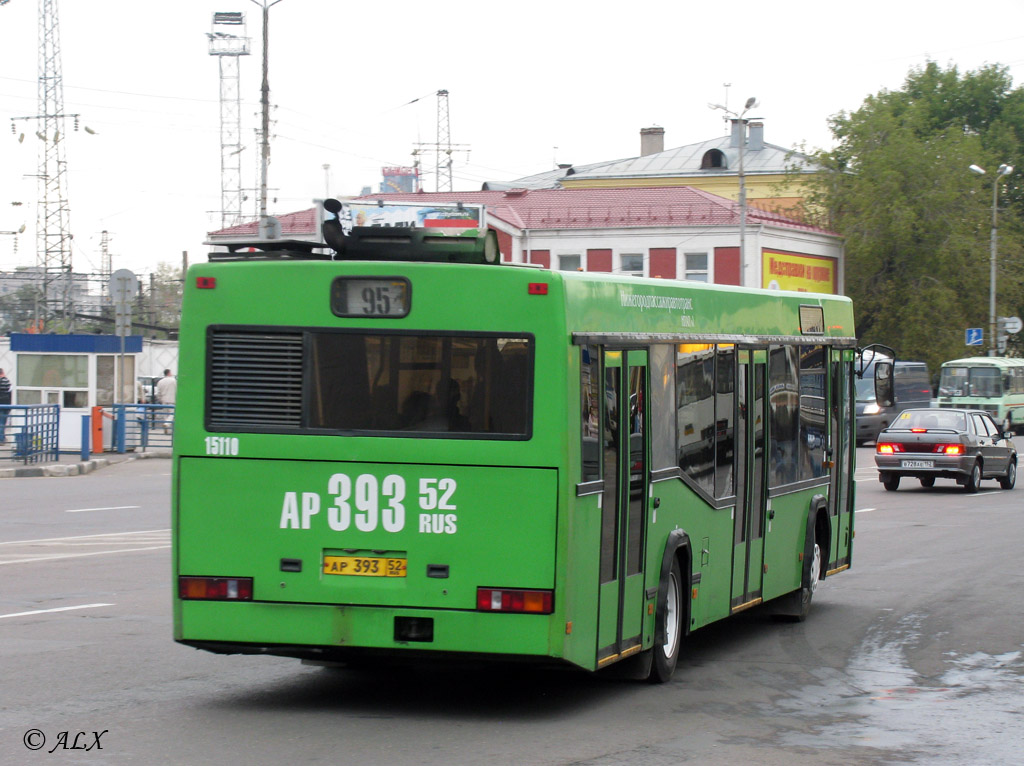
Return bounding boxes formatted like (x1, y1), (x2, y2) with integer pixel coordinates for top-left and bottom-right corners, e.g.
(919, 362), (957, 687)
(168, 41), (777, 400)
(648, 558), (683, 683)
(773, 529), (820, 622)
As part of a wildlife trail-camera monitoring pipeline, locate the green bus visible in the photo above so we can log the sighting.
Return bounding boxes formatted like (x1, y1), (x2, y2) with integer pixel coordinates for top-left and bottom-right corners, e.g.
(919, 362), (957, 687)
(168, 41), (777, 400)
(937, 356), (1024, 434)
(172, 201), (887, 682)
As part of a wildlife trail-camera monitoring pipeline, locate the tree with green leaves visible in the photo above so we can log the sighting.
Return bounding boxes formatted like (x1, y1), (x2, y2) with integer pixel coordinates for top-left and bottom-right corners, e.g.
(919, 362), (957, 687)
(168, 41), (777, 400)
(803, 62), (1024, 375)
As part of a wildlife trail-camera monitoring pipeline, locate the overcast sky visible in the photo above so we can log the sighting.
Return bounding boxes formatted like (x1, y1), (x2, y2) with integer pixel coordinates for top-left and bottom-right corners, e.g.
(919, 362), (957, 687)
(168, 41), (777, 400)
(1, 0), (1023, 277)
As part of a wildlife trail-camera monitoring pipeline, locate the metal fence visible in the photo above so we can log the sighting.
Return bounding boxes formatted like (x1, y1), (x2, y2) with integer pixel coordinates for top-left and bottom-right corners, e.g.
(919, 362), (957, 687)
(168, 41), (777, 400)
(0, 404), (61, 464)
(111, 404), (174, 452)
(0, 403), (173, 464)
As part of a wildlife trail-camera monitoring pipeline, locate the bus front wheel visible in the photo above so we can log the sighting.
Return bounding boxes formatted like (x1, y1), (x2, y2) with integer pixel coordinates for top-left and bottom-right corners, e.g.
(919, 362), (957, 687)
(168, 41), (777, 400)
(648, 557), (683, 683)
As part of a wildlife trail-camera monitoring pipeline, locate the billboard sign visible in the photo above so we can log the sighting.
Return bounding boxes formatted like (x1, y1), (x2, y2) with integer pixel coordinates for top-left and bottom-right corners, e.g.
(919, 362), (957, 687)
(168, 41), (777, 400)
(762, 251), (836, 293)
(341, 202), (485, 237)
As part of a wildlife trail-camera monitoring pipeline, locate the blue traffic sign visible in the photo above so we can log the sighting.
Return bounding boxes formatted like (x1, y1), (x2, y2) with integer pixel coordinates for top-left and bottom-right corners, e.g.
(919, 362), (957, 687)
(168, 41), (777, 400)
(966, 328), (984, 346)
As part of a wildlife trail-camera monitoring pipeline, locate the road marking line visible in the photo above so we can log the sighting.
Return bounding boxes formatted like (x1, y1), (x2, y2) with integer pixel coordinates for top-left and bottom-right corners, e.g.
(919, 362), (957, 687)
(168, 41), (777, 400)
(66, 505), (141, 513)
(856, 507), (876, 513)
(0, 603), (114, 620)
(0, 529), (169, 546)
(0, 545), (170, 566)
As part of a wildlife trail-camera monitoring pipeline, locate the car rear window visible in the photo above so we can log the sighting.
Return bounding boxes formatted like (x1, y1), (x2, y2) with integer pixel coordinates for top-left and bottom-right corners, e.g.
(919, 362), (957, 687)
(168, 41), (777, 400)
(893, 410), (966, 431)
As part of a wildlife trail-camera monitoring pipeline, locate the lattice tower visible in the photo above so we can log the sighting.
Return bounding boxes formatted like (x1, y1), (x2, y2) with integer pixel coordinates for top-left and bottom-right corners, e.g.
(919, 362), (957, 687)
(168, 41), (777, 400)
(34, 0), (76, 326)
(208, 12), (250, 229)
(99, 229), (112, 303)
(412, 90), (469, 192)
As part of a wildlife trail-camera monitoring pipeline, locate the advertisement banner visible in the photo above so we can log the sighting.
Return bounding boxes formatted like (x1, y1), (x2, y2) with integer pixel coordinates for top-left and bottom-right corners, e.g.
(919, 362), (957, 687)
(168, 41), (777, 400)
(342, 203), (484, 237)
(762, 251), (836, 293)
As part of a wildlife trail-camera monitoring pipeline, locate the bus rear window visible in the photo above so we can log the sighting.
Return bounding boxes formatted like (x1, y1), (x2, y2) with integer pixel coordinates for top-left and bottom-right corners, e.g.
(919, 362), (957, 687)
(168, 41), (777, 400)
(207, 329), (533, 438)
(308, 332), (532, 437)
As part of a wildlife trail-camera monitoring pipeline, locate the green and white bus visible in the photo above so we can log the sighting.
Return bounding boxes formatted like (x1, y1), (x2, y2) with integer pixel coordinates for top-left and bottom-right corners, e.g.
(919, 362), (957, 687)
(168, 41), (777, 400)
(172, 201), (887, 682)
(937, 356), (1024, 433)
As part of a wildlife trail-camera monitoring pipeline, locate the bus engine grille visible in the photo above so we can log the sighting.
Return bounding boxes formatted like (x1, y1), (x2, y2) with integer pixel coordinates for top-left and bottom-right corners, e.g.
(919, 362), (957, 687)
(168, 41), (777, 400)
(208, 330), (304, 429)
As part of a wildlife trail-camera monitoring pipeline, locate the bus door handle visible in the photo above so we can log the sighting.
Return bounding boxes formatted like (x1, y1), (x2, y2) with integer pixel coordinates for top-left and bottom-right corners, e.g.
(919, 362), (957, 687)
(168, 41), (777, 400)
(768, 509), (776, 520)
(652, 497), (661, 508)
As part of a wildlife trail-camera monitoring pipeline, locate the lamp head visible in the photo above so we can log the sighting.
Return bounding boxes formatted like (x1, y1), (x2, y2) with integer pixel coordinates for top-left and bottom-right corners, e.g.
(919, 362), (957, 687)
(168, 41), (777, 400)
(969, 164), (986, 176)
(998, 164), (1013, 176)
(744, 97), (759, 110)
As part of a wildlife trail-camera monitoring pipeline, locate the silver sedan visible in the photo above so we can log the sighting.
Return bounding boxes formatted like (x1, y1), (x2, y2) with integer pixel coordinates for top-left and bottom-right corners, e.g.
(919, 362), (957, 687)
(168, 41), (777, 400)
(874, 408), (1017, 492)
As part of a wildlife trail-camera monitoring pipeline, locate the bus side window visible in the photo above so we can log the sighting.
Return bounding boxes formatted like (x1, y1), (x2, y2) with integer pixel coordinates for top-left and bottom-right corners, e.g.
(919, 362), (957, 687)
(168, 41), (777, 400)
(649, 344), (676, 472)
(581, 345), (601, 482)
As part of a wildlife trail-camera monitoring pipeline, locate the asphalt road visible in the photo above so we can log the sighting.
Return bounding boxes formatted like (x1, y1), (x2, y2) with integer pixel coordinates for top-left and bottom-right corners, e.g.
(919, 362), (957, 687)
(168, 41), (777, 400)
(1, 447), (1022, 765)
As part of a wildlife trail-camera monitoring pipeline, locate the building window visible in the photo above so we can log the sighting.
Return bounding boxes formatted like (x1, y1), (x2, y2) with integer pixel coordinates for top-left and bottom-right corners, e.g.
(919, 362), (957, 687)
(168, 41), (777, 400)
(701, 149), (727, 169)
(620, 253), (643, 277)
(559, 254), (581, 271)
(684, 253), (709, 282)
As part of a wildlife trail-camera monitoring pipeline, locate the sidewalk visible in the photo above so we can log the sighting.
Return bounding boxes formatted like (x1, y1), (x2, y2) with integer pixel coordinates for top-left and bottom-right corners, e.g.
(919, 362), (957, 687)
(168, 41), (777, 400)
(0, 449), (171, 479)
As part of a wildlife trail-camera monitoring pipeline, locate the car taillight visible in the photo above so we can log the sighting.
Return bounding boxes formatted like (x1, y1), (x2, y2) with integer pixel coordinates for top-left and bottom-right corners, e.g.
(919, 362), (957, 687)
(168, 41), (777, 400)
(876, 442), (903, 454)
(179, 576), (253, 601)
(477, 588), (553, 614)
(935, 444), (964, 455)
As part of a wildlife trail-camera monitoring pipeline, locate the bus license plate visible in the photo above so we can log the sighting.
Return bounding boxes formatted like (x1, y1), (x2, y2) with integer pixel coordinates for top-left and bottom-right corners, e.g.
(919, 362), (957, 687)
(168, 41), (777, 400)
(323, 555), (407, 577)
(900, 460), (934, 469)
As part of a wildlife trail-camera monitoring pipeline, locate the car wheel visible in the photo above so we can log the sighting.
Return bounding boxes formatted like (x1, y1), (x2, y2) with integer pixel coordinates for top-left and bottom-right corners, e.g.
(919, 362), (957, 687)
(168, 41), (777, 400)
(919, 477), (935, 488)
(964, 461), (982, 493)
(999, 460), (1016, 490)
(882, 474), (900, 492)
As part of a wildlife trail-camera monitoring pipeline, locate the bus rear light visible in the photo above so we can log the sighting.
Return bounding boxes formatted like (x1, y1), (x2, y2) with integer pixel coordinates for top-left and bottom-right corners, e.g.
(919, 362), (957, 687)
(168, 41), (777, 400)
(876, 442), (902, 454)
(528, 283), (549, 295)
(196, 276), (217, 289)
(477, 588), (553, 614)
(179, 576), (253, 601)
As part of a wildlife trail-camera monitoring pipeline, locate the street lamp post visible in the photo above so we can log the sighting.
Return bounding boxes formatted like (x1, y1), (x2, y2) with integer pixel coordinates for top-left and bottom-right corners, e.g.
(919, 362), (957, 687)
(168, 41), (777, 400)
(969, 162), (1013, 356)
(251, 0), (284, 238)
(709, 97), (759, 286)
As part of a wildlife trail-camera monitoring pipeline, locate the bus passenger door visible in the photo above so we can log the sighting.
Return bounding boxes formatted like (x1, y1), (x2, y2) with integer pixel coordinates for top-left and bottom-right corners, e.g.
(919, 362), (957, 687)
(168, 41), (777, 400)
(732, 351), (766, 611)
(827, 350), (854, 571)
(597, 349), (649, 666)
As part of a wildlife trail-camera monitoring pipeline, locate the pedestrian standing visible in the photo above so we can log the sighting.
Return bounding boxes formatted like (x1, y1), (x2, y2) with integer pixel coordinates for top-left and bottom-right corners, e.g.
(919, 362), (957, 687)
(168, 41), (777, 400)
(0, 368), (11, 444)
(156, 369), (177, 434)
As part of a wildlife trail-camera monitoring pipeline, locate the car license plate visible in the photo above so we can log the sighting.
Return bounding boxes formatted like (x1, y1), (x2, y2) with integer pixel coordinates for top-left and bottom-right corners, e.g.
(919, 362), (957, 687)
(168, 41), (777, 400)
(900, 460), (934, 469)
(323, 555), (407, 577)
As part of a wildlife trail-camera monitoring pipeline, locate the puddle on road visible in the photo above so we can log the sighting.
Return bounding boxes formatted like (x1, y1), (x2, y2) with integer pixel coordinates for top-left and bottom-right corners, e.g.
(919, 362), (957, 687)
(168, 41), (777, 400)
(776, 615), (1024, 763)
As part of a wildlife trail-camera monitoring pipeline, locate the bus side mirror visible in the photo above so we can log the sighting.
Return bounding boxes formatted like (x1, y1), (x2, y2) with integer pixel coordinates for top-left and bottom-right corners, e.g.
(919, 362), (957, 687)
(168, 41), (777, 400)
(874, 361), (894, 407)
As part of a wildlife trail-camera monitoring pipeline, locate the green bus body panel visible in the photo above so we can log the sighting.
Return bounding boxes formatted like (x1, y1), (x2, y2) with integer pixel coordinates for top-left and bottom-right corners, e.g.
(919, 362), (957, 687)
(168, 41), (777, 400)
(177, 458), (558, 609)
(178, 602), (553, 657)
(763, 487), (821, 598)
(559, 271), (855, 340)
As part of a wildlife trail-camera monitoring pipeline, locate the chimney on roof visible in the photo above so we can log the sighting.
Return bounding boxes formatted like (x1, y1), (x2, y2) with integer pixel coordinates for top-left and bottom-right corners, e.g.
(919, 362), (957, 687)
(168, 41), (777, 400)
(729, 118), (743, 148)
(748, 121), (764, 151)
(640, 126), (665, 156)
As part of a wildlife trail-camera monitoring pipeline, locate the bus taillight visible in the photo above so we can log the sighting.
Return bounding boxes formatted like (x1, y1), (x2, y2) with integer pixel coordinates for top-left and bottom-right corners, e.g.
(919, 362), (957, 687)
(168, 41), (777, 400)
(477, 588), (554, 614)
(179, 576), (253, 601)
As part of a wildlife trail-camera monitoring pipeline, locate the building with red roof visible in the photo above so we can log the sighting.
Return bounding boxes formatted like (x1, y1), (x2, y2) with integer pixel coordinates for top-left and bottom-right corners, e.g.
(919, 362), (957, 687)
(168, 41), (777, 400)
(209, 183), (842, 293)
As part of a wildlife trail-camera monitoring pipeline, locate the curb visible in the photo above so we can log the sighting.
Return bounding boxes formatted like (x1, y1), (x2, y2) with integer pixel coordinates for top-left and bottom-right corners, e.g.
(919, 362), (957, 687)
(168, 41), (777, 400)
(0, 451), (170, 479)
